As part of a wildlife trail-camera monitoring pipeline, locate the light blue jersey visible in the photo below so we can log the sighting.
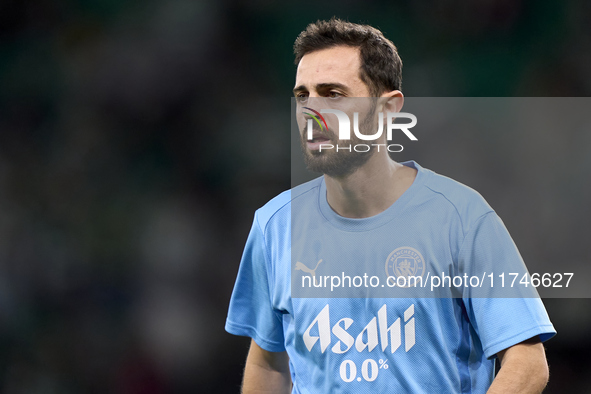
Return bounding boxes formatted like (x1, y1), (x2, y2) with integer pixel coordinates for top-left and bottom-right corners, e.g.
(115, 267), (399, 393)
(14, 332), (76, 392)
(226, 161), (555, 393)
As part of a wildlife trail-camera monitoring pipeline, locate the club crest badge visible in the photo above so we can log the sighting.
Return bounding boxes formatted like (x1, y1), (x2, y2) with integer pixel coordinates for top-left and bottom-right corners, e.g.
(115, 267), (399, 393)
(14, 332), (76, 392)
(385, 247), (425, 287)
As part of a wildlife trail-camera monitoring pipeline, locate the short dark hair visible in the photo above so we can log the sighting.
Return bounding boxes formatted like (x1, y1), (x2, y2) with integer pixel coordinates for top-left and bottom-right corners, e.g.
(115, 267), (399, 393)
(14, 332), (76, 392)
(294, 17), (402, 96)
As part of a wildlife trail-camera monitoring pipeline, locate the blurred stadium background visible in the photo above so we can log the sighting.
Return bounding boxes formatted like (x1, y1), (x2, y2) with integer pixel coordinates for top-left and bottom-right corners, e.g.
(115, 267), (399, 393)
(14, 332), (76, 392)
(0, 0), (590, 392)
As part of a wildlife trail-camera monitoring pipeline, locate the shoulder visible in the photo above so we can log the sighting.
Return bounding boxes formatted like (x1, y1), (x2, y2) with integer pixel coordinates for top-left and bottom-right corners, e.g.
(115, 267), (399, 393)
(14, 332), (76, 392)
(254, 176), (323, 233)
(414, 162), (495, 231)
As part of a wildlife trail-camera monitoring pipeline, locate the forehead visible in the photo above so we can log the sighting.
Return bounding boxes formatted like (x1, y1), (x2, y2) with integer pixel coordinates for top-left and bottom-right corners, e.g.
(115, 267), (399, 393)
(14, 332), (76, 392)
(295, 46), (368, 94)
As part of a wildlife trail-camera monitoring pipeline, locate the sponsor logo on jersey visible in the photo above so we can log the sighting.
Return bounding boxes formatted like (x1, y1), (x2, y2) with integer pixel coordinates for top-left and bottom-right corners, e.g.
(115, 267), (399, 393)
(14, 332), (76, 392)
(295, 259), (323, 277)
(303, 304), (416, 354)
(385, 247), (425, 287)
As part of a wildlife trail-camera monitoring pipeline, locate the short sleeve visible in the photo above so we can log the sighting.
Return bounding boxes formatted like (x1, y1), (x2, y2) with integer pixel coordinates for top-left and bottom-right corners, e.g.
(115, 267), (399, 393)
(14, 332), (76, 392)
(225, 213), (286, 352)
(459, 212), (556, 359)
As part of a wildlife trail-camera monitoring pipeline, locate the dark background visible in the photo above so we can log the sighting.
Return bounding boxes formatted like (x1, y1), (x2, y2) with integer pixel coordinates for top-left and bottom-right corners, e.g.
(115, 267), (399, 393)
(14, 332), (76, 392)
(0, 0), (590, 392)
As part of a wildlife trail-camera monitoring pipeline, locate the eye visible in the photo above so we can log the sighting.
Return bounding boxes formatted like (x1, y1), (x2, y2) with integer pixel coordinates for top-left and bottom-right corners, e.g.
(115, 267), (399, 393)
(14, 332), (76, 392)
(295, 92), (309, 102)
(328, 91), (343, 98)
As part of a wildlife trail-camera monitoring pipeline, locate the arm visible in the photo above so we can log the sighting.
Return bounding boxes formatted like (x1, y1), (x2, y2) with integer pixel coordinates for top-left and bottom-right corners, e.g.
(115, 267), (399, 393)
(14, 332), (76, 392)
(242, 339), (292, 394)
(487, 337), (549, 394)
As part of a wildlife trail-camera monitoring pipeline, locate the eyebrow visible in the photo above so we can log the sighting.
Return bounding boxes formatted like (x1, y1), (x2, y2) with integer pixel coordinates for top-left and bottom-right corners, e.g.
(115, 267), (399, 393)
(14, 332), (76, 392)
(293, 82), (350, 95)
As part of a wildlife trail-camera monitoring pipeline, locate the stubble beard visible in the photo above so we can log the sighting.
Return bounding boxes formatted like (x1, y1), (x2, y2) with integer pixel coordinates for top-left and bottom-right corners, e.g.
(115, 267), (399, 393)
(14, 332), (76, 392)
(300, 108), (377, 178)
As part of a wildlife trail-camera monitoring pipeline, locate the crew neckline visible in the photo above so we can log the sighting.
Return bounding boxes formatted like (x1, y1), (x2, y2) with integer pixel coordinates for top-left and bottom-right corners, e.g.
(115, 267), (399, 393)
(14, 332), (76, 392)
(317, 161), (427, 232)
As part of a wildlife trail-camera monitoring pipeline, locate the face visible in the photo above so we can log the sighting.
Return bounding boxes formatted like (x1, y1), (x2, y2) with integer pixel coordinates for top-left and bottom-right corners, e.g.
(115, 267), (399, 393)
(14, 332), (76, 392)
(293, 46), (380, 177)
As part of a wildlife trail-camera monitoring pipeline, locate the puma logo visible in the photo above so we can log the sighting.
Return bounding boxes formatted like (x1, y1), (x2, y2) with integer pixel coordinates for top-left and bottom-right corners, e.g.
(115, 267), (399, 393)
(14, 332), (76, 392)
(295, 259), (323, 277)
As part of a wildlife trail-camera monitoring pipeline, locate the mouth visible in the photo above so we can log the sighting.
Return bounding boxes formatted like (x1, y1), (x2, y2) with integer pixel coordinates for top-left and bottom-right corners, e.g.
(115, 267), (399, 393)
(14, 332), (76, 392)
(305, 131), (332, 151)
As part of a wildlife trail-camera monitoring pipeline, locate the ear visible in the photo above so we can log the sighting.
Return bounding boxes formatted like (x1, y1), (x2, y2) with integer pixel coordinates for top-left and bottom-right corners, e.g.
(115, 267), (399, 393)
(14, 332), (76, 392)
(380, 90), (404, 113)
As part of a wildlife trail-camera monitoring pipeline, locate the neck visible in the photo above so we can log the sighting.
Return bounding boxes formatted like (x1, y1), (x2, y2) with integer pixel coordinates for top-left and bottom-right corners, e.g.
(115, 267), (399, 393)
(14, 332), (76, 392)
(324, 153), (417, 218)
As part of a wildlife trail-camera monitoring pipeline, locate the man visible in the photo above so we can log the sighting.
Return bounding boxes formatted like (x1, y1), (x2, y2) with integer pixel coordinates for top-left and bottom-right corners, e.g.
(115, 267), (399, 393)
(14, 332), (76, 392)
(226, 18), (555, 393)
